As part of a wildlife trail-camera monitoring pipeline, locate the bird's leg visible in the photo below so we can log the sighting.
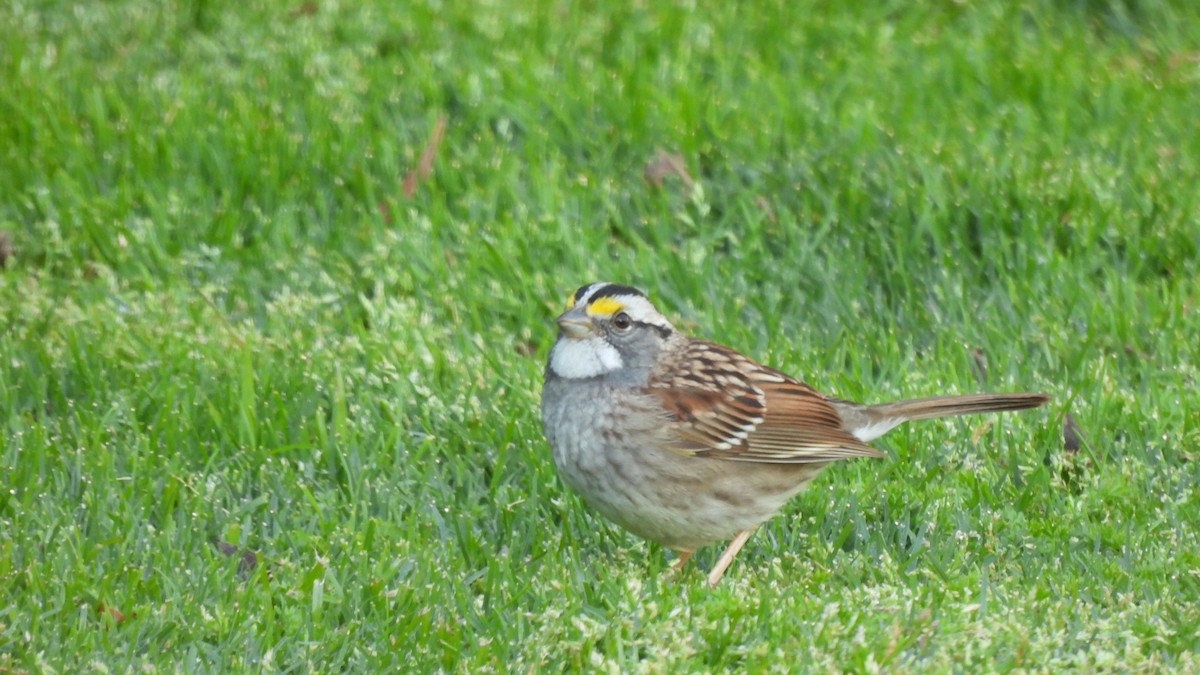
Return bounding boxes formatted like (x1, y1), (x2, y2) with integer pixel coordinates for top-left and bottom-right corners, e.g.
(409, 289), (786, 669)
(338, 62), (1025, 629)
(706, 529), (755, 587)
(670, 550), (693, 575)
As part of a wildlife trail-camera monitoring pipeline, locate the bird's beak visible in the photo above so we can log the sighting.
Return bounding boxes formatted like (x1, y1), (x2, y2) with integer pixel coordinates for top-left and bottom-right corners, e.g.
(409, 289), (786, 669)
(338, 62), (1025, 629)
(555, 306), (594, 339)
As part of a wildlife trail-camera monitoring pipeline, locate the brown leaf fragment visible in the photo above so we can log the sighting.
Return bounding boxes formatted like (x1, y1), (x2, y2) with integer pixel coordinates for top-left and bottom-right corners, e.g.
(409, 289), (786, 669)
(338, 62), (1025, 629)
(403, 115), (447, 197)
(754, 195), (776, 224)
(969, 347), (988, 385)
(377, 200), (392, 224)
(1122, 343), (1151, 360)
(643, 148), (694, 189)
(1063, 414), (1084, 454)
(290, 2), (318, 17)
(0, 230), (12, 268)
(96, 602), (135, 623)
(1168, 51), (1200, 69)
(215, 538), (260, 574)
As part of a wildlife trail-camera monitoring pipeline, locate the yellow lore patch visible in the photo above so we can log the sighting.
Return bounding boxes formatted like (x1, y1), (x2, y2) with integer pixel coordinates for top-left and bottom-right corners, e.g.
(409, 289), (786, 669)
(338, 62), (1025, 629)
(587, 297), (624, 316)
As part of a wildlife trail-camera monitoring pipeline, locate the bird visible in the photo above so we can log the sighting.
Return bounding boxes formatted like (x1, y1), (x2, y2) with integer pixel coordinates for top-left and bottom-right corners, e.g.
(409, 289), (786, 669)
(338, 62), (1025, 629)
(540, 282), (1049, 587)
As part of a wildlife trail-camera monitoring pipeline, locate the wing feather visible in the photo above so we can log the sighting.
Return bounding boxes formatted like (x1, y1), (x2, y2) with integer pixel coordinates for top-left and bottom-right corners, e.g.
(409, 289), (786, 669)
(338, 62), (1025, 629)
(648, 340), (883, 463)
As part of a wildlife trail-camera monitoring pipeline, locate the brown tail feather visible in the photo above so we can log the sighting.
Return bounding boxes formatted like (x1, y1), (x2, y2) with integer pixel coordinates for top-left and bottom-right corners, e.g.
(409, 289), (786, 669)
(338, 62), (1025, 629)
(870, 393), (1051, 421)
(832, 392), (1050, 442)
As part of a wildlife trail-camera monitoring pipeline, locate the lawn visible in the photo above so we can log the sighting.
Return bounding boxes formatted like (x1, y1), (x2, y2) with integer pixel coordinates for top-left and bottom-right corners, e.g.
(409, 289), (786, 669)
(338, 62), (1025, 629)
(2, 0), (1199, 671)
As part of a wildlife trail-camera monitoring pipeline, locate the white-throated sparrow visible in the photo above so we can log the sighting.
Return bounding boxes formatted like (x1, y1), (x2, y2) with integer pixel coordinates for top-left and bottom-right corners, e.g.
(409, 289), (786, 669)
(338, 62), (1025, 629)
(541, 282), (1049, 587)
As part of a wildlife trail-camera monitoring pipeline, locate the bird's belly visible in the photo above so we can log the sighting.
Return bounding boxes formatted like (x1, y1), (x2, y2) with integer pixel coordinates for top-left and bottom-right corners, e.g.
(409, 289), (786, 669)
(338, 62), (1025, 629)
(553, 436), (827, 551)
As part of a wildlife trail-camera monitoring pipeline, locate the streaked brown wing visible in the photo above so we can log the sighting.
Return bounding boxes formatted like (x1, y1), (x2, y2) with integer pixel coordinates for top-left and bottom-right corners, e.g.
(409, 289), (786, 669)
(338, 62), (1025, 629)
(741, 377), (885, 461)
(649, 340), (883, 463)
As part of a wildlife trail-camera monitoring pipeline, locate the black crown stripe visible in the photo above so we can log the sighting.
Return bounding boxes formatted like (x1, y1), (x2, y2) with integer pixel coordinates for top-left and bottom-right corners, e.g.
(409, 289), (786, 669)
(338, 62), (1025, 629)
(586, 283), (645, 302)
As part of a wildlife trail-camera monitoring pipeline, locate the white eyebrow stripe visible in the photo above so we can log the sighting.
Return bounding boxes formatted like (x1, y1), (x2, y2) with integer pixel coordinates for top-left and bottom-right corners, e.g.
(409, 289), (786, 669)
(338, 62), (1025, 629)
(608, 295), (672, 329)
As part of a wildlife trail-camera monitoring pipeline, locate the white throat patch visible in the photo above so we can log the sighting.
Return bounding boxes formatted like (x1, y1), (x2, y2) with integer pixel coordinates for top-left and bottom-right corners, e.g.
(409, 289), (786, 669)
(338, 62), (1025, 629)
(549, 336), (623, 379)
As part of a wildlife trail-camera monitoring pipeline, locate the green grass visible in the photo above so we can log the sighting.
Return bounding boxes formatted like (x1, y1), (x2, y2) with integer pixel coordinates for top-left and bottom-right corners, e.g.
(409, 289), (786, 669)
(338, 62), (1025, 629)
(2, 0), (1199, 670)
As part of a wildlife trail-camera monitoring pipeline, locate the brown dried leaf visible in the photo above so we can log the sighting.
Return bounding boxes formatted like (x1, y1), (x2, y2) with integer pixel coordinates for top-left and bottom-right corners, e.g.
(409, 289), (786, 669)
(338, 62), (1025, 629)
(969, 418), (995, 445)
(754, 195), (776, 224)
(215, 538), (260, 574)
(377, 200), (392, 224)
(970, 346), (988, 385)
(1063, 414), (1084, 454)
(403, 115), (447, 197)
(1122, 343), (1151, 360)
(1168, 51), (1200, 69)
(643, 148), (694, 189)
(96, 601), (135, 623)
(290, 1), (318, 17)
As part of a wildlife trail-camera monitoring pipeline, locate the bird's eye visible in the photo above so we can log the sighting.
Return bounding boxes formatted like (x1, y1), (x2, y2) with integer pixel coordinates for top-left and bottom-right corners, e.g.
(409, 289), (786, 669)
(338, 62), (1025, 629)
(612, 312), (633, 331)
